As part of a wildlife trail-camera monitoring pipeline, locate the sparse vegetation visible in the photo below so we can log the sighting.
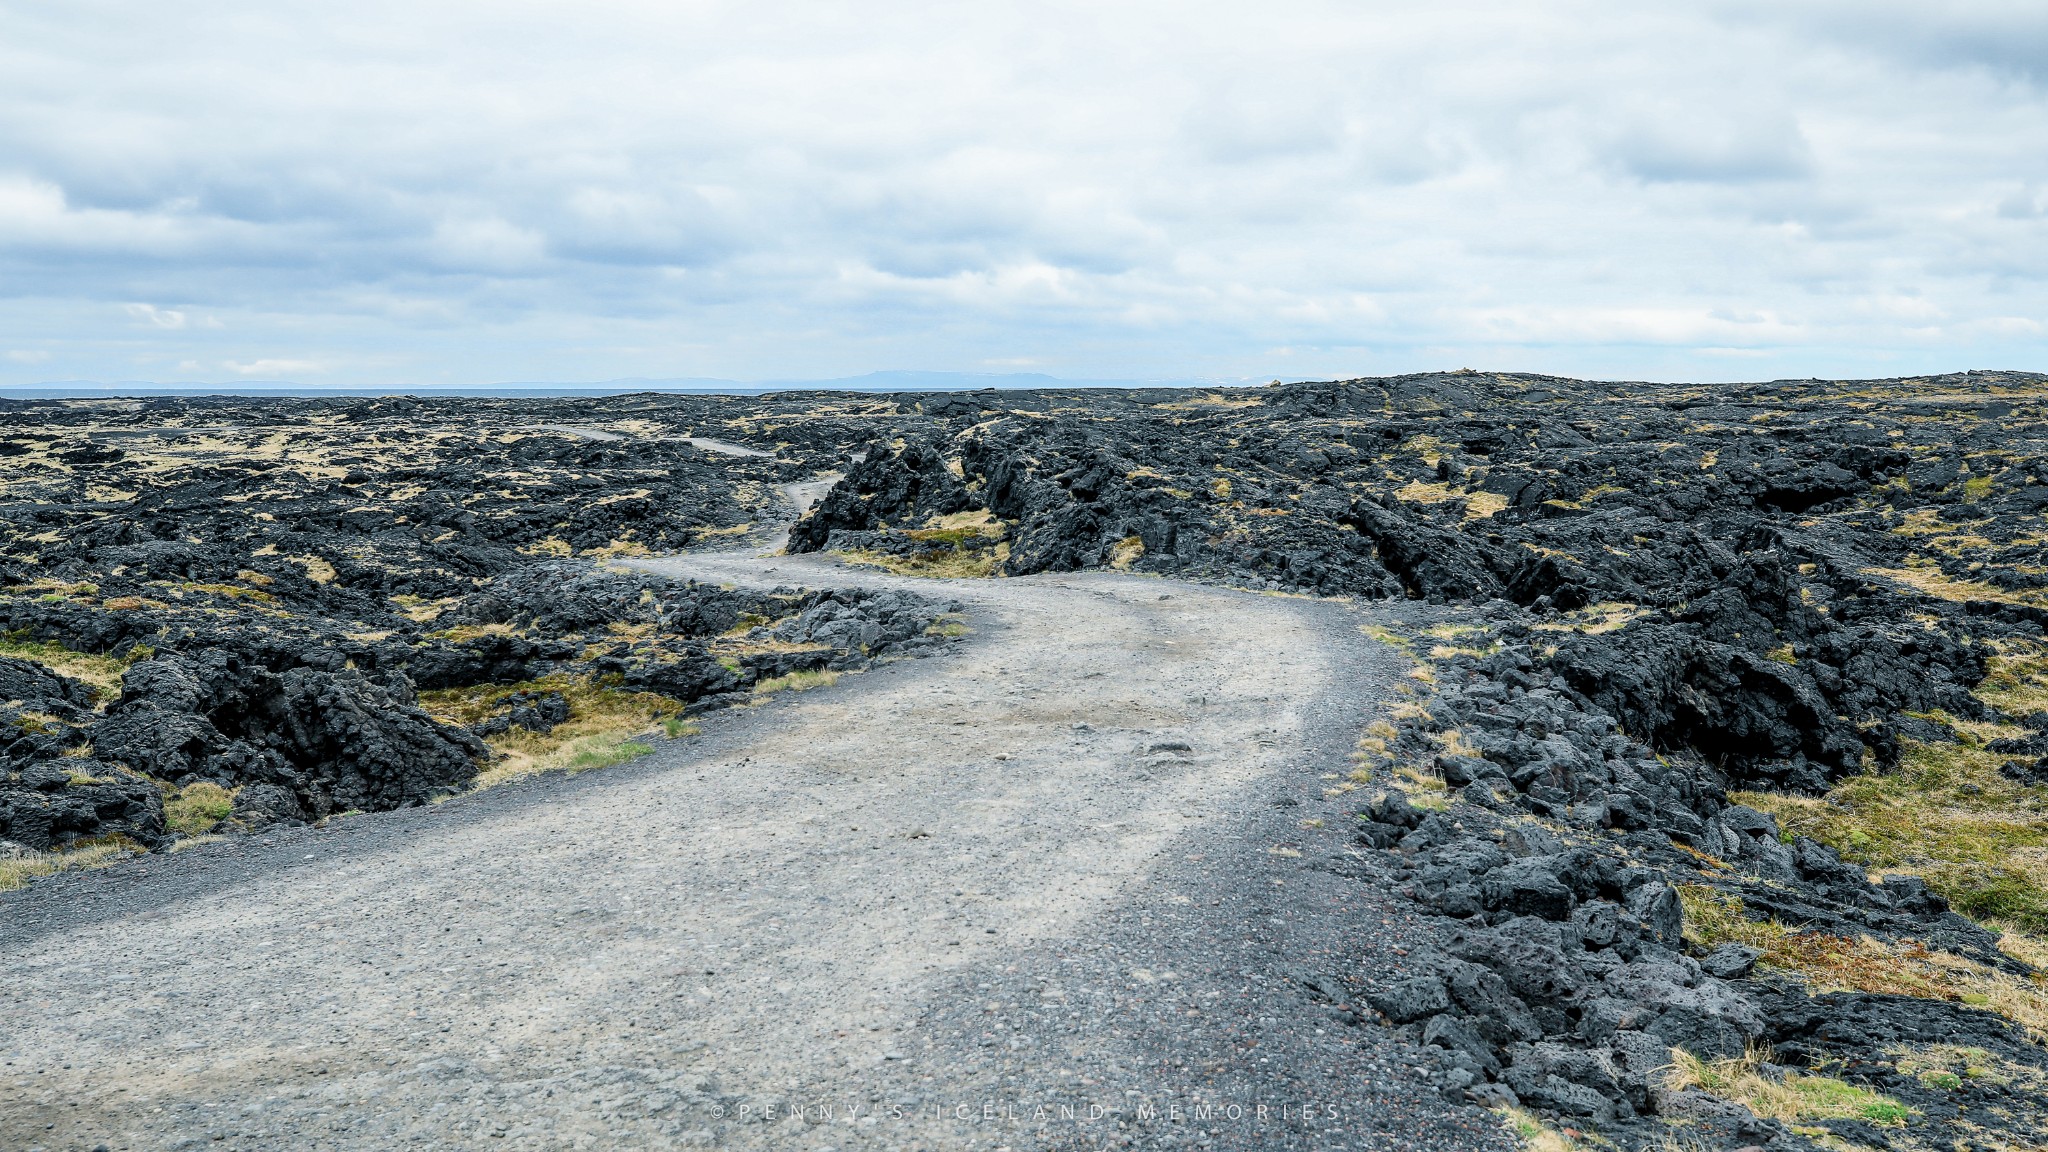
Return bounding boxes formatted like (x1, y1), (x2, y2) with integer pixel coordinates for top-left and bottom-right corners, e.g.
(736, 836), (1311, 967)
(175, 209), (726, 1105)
(753, 668), (839, 695)
(1678, 884), (2048, 1036)
(164, 781), (236, 836)
(1865, 558), (2048, 610)
(558, 736), (655, 774)
(1497, 1105), (1589, 1151)
(418, 673), (685, 789)
(1664, 1046), (1912, 1129)
(0, 635), (136, 699)
(1736, 737), (2048, 933)
(1977, 637), (2048, 717)
(0, 835), (144, 891)
(836, 546), (1002, 579)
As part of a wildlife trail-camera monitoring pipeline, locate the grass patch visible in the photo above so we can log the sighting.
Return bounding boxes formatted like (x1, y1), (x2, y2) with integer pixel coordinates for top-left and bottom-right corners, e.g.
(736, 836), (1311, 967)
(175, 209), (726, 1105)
(184, 582), (277, 603)
(425, 622), (519, 643)
(1394, 759), (1450, 808)
(1678, 884), (2048, 1037)
(0, 636), (137, 700)
(0, 835), (144, 891)
(1735, 738), (2048, 933)
(1665, 1046), (1912, 1129)
(836, 546), (1002, 579)
(907, 509), (1005, 542)
(1865, 558), (2048, 610)
(1530, 601), (1650, 635)
(1892, 1043), (2040, 1095)
(1108, 535), (1146, 570)
(754, 668), (839, 695)
(1395, 480), (1456, 504)
(924, 615), (970, 638)
(1977, 637), (2048, 717)
(1359, 623), (1413, 648)
(1462, 491), (1509, 520)
(164, 781), (235, 836)
(1497, 1105), (1593, 1151)
(559, 737), (654, 773)
(417, 673), (684, 789)
(167, 834), (224, 854)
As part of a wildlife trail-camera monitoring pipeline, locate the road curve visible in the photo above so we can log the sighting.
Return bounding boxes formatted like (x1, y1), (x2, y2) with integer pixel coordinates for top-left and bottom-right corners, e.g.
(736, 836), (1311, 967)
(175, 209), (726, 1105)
(1, 552), (1502, 1152)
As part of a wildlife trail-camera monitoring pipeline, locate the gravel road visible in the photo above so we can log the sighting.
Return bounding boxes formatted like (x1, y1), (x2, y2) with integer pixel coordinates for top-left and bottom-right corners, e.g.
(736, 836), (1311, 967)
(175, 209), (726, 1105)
(2, 551), (1504, 1152)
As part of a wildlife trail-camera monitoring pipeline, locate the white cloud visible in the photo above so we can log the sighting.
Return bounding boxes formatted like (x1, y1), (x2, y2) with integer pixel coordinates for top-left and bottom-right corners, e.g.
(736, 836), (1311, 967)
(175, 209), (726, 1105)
(125, 303), (187, 329)
(224, 358), (326, 376)
(428, 217), (548, 273)
(0, 1), (2041, 384)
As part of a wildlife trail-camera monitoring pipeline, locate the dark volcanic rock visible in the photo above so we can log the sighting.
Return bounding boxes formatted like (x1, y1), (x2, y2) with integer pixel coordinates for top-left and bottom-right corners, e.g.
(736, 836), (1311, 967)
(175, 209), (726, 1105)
(0, 759), (165, 850)
(788, 441), (975, 552)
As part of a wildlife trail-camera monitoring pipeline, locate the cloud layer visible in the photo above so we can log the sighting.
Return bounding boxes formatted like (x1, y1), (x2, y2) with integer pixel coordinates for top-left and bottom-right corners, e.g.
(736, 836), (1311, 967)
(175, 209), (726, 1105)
(3, 0), (2046, 385)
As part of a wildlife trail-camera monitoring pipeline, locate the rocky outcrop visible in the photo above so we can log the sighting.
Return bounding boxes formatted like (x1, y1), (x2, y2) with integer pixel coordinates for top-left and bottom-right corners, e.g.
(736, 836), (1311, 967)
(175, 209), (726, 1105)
(1348, 614), (2040, 1149)
(787, 441), (975, 552)
(0, 759), (164, 850)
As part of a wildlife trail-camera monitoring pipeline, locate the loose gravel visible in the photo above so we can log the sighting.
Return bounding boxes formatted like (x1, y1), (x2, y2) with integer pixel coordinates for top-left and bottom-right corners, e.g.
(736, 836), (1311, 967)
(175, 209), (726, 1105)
(2, 552), (1504, 1152)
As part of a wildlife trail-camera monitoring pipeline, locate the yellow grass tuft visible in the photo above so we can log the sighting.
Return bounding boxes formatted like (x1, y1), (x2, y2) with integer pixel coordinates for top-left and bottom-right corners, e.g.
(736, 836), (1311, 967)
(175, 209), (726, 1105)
(0, 835), (144, 891)
(753, 668), (839, 695)
(1678, 884), (2048, 1038)
(418, 674), (684, 790)
(164, 781), (235, 836)
(0, 637), (135, 700)
(1664, 1046), (1912, 1129)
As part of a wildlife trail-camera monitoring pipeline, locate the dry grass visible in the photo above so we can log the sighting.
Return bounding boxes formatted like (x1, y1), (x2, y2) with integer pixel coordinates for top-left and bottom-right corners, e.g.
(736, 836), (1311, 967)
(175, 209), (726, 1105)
(1395, 762), (1450, 808)
(1359, 623), (1413, 649)
(184, 582), (277, 603)
(1893, 1042), (2043, 1095)
(1865, 558), (2048, 609)
(1735, 738), (2048, 932)
(1664, 1046), (1912, 1129)
(1678, 884), (2048, 1037)
(1529, 601), (1651, 635)
(1108, 535), (1146, 570)
(0, 636), (136, 700)
(164, 781), (235, 836)
(167, 834), (224, 854)
(917, 509), (1006, 537)
(417, 673), (684, 789)
(427, 622), (520, 643)
(1497, 1106), (1595, 1151)
(0, 835), (144, 891)
(1396, 479), (1457, 504)
(1462, 491), (1510, 519)
(1976, 637), (2048, 717)
(1391, 480), (1510, 521)
(753, 668), (839, 695)
(836, 546), (1002, 579)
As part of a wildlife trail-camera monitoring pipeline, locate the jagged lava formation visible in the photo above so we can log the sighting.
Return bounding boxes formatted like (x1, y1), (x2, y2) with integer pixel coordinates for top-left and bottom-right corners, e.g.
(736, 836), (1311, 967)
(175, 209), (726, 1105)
(0, 397), (961, 856)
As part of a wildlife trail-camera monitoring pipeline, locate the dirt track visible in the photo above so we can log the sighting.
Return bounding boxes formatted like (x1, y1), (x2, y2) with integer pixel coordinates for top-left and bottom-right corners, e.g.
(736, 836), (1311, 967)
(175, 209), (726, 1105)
(1, 551), (1501, 1152)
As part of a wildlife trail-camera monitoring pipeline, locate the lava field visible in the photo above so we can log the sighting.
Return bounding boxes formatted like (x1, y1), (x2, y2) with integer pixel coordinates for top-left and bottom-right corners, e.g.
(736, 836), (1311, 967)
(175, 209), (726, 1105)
(9, 370), (2048, 1149)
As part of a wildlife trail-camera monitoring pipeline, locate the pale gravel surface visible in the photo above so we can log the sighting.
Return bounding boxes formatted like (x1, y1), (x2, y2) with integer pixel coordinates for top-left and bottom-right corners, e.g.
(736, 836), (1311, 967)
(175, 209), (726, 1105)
(1, 548), (1505, 1152)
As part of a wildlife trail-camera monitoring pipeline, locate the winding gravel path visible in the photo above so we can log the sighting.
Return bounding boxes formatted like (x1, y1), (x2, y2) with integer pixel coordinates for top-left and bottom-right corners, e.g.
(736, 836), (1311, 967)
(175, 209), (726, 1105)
(1, 552), (1503, 1152)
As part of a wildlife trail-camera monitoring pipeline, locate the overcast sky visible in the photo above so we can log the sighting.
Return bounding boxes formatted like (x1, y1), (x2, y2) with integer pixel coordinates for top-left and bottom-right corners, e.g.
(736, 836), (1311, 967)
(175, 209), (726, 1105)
(3, 1), (2047, 387)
